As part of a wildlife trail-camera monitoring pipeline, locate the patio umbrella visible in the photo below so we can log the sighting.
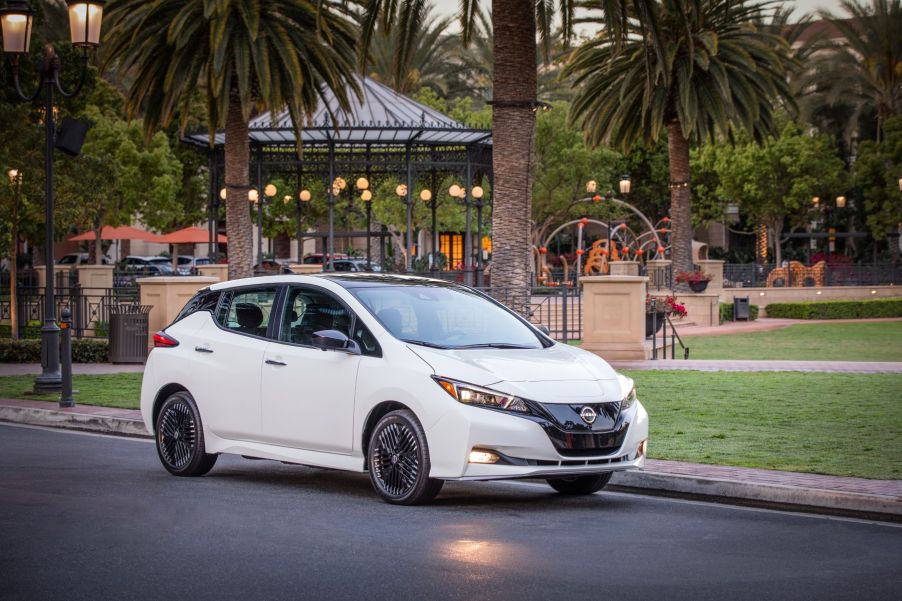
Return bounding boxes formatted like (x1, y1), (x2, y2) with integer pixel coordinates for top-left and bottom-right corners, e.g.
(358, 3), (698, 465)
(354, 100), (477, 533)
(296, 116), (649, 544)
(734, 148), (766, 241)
(68, 225), (158, 242)
(154, 227), (228, 273)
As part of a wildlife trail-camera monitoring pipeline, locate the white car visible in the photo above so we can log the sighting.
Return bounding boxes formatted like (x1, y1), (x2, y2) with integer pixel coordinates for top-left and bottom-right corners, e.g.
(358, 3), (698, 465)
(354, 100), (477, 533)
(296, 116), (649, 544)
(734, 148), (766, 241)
(140, 274), (648, 504)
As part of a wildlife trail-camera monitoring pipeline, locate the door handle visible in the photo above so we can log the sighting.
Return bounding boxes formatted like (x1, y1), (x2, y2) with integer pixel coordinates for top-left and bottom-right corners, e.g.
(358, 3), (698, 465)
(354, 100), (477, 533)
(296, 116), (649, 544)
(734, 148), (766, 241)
(265, 358), (287, 366)
(194, 345), (214, 353)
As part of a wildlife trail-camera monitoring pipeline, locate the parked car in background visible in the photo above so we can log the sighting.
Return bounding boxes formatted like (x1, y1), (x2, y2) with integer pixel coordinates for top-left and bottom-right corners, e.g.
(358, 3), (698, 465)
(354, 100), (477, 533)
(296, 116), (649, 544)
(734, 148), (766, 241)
(176, 256), (212, 275)
(58, 253), (111, 266)
(116, 257), (174, 286)
(302, 253), (349, 265)
(327, 259), (382, 273)
(141, 274), (648, 505)
(259, 259), (292, 274)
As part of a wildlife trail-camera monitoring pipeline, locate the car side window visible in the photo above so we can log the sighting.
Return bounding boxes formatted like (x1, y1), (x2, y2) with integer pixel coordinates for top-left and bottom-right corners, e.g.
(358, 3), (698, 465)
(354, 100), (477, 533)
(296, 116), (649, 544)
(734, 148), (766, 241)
(216, 286), (279, 338)
(174, 288), (221, 323)
(280, 287), (352, 345)
(352, 320), (381, 357)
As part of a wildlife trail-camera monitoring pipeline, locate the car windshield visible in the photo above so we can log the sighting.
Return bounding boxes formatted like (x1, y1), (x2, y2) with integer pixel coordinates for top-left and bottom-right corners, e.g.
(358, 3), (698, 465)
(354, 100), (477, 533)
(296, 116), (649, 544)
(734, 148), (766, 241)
(352, 285), (545, 349)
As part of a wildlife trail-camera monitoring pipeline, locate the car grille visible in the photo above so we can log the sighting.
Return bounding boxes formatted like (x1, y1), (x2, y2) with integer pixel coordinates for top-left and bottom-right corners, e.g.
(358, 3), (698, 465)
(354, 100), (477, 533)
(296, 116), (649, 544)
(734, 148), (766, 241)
(526, 401), (629, 457)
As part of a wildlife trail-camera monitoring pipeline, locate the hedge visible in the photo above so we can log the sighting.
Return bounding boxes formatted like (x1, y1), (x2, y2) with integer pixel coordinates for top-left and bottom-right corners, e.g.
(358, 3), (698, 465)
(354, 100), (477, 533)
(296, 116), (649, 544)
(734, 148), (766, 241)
(719, 303), (759, 322)
(0, 338), (109, 363)
(764, 298), (902, 320)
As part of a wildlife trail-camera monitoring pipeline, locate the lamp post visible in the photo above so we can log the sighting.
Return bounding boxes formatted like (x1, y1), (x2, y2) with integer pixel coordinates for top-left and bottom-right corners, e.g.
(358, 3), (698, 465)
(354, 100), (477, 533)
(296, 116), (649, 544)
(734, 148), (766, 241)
(420, 188), (434, 271)
(2, 0), (104, 394)
(356, 177), (371, 268)
(7, 169), (22, 340)
(472, 185), (485, 286)
(396, 183), (411, 272)
(297, 188), (311, 262)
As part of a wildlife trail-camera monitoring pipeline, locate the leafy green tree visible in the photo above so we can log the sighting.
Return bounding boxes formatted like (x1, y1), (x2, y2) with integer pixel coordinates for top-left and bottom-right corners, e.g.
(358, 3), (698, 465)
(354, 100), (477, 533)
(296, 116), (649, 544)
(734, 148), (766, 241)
(103, 0), (361, 279)
(692, 120), (848, 264)
(854, 115), (902, 260)
(565, 0), (795, 285)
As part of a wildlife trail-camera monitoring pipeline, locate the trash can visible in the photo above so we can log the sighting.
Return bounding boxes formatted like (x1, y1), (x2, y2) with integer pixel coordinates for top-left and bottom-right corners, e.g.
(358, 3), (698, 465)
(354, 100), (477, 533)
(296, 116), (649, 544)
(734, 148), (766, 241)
(109, 304), (153, 364)
(733, 296), (750, 321)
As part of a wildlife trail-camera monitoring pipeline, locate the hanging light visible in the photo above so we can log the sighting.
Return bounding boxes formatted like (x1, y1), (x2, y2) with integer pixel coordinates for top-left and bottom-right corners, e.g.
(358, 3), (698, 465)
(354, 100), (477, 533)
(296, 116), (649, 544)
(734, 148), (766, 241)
(282, 195), (292, 204)
(7, 168), (20, 183)
(619, 175), (631, 195)
(586, 180), (597, 194)
(299, 189), (311, 202)
(448, 184), (462, 198)
(356, 177), (369, 191)
(836, 195), (846, 209)
(396, 184), (408, 197)
(248, 189), (259, 203)
(67, 0), (105, 48)
(333, 177), (347, 190)
(812, 196), (820, 208)
(471, 186), (484, 199)
(420, 189), (432, 202)
(0, 0), (34, 54)
(361, 190), (373, 202)
(264, 183), (277, 198)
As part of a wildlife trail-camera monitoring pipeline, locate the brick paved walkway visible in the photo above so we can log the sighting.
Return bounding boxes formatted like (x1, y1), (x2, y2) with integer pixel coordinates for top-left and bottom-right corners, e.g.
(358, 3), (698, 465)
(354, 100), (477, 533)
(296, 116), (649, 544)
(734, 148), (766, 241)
(0, 363), (145, 376)
(2, 398), (899, 502)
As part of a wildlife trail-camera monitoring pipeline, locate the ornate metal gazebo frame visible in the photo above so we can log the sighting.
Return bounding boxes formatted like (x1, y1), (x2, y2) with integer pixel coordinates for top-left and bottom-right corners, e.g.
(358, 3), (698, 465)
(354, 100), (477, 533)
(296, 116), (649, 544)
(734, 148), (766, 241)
(184, 76), (493, 283)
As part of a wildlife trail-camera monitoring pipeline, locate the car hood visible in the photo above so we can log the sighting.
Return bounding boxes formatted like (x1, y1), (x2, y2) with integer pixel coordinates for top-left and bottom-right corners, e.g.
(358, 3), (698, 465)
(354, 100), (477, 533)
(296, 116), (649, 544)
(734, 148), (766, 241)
(407, 343), (626, 404)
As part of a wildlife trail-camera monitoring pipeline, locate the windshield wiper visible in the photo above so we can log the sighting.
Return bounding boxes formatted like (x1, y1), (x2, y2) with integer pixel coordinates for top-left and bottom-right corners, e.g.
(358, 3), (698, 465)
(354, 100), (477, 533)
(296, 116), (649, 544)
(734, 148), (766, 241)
(456, 343), (536, 349)
(401, 339), (450, 349)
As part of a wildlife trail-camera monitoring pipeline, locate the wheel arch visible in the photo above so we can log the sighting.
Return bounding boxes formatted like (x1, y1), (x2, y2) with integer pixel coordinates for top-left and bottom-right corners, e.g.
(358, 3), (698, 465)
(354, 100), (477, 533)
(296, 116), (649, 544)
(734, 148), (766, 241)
(152, 383), (191, 429)
(361, 400), (414, 464)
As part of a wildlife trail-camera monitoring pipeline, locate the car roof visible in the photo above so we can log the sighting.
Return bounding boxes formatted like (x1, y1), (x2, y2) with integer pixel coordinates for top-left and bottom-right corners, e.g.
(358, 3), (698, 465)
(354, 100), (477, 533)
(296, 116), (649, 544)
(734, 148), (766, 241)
(208, 273), (461, 291)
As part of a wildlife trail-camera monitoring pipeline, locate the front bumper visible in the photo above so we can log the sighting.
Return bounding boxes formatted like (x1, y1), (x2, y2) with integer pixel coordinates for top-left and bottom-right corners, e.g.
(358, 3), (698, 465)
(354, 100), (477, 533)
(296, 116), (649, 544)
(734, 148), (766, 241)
(425, 399), (648, 480)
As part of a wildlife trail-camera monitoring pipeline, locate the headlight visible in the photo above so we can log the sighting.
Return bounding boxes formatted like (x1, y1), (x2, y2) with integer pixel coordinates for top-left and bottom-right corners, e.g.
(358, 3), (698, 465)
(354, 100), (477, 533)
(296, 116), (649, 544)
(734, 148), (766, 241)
(433, 377), (530, 413)
(622, 386), (638, 411)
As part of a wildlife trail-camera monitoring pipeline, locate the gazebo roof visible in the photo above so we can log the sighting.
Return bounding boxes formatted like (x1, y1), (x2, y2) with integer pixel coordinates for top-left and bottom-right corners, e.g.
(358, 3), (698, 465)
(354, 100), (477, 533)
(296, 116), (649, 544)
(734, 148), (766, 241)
(185, 76), (492, 148)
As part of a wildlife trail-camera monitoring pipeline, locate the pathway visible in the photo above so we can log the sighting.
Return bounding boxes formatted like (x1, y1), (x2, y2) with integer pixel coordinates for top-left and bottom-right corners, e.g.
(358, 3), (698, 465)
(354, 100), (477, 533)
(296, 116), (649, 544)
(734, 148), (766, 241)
(610, 359), (902, 373)
(676, 316), (902, 337)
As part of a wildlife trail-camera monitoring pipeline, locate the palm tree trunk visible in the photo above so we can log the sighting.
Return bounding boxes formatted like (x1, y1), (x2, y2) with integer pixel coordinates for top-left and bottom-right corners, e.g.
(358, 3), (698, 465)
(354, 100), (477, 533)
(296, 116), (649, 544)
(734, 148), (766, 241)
(490, 0), (537, 313)
(667, 122), (693, 290)
(224, 97), (253, 280)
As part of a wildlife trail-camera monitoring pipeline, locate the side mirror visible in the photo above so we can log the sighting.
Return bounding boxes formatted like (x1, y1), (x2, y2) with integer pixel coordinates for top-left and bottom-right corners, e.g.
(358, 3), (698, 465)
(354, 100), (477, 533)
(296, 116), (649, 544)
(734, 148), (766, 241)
(312, 329), (361, 355)
(536, 324), (551, 335)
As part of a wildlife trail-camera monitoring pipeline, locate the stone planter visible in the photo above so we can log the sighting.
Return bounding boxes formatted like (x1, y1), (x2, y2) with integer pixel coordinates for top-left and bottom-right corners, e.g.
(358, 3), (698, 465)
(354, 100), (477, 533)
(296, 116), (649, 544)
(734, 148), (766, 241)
(689, 280), (710, 293)
(645, 312), (666, 338)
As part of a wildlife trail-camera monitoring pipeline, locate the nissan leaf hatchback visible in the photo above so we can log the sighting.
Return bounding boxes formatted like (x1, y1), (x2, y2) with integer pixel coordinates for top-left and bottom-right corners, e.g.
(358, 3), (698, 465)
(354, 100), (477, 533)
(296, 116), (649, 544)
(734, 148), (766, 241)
(140, 274), (648, 504)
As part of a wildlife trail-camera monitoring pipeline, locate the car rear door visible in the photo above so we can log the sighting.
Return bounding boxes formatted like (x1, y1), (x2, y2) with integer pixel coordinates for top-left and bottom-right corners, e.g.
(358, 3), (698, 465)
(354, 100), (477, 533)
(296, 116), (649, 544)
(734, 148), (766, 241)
(259, 285), (361, 453)
(192, 284), (280, 441)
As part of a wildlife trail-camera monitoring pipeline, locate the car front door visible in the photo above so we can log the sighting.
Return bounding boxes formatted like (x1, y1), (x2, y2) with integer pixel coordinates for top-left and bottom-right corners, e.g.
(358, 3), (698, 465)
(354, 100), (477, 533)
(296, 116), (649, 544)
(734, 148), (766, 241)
(194, 285), (280, 441)
(260, 285), (362, 453)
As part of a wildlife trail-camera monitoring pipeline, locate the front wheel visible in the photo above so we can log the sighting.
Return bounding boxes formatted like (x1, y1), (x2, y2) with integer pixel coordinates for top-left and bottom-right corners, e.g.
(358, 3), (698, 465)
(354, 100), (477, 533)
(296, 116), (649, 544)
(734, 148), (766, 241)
(155, 391), (217, 477)
(368, 410), (443, 505)
(546, 473), (612, 495)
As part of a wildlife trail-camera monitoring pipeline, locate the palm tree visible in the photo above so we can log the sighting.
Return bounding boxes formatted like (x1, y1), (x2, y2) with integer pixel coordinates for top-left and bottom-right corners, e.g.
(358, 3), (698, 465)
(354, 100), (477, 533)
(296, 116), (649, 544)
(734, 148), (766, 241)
(817, 0), (902, 143)
(103, 0), (360, 279)
(564, 0), (795, 282)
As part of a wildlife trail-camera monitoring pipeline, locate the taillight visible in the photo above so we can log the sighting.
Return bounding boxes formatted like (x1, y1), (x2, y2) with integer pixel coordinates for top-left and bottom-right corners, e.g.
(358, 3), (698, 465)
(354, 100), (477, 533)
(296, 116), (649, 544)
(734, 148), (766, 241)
(153, 331), (179, 348)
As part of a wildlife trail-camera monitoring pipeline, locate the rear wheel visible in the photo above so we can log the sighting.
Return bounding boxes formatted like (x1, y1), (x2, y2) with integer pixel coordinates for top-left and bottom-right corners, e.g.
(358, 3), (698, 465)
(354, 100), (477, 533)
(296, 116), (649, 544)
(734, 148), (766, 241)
(155, 392), (217, 477)
(368, 410), (443, 505)
(546, 473), (612, 495)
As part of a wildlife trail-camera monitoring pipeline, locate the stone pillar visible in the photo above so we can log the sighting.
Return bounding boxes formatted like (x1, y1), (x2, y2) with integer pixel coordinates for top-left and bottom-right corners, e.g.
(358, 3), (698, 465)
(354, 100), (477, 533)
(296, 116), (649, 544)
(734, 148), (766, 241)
(678, 292), (721, 327)
(288, 263), (322, 274)
(196, 264), (229, 282)
(76, 265), (114, 289)
(34, 266), (47, 290)
(580, 275), (648, 360)
(646, 259), (672, 292)
(609, 261), (640, 277)
(695, 259), (725, 292)
(138, 276), (218, 348)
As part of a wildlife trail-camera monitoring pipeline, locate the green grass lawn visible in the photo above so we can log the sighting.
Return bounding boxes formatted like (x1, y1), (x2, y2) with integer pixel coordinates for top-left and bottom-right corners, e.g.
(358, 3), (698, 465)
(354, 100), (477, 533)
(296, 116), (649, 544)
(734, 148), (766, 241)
(0, 373), (142, 409)
(1, 369), (900, 479)
(622, 369), (902, 480)
(683, 321), (902, 361)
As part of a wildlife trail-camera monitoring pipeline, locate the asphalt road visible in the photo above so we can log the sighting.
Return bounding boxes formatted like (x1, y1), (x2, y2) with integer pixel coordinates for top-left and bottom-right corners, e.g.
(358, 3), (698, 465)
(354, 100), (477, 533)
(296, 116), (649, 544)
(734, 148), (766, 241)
(2, 424), (900, 601)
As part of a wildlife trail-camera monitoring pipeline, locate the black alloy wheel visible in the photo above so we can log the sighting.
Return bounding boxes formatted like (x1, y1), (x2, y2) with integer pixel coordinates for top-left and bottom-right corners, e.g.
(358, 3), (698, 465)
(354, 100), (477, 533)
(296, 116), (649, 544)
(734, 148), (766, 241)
(155, 392), (217, 477)
(546, 473), (612, 495)
(368, 410), (443, 505)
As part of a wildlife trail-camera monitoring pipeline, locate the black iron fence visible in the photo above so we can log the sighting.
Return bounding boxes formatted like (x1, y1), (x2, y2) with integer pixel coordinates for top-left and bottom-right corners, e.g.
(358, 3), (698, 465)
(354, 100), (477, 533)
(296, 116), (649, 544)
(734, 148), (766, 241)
(478, 285), (582, 342)
(723, 262), (902, 288)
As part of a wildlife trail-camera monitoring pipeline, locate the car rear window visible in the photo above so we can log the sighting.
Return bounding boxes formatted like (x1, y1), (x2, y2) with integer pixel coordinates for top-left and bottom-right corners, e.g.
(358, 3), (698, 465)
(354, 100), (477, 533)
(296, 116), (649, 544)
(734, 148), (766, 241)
(174, 289), (221, 323)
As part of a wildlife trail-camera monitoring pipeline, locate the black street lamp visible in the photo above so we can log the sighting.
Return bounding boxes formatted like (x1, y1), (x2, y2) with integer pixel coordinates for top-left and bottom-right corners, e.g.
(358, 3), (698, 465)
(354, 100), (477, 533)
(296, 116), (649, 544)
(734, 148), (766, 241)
(2, 0), (105, 396)
(396, 183), (411, 272)
(355, 177), (371, 268)
(297, 188), (311, 262)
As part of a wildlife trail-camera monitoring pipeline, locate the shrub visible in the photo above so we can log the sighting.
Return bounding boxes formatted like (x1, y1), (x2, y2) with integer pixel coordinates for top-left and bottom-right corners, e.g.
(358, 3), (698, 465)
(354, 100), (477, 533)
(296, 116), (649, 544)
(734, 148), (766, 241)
(0, 338), (109, 363)
(764, 298), (902, 319)
(0, 320), (43, 339)
(719, 303), (759, 322)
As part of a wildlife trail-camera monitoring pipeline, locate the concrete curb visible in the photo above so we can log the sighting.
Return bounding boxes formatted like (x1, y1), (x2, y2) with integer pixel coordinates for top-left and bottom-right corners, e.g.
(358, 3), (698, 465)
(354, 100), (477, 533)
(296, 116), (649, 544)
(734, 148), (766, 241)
(610, 470), (902, 520)
(0, 406), (150, 439)
(3, 405), (899, 520)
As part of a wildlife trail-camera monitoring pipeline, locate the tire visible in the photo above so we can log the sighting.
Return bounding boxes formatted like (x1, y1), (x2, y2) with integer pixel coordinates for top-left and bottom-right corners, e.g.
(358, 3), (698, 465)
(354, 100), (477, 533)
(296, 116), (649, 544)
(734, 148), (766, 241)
(367, 409), (443, 505)
(155, 391), (217, 477)
(546, 473), (612, 495)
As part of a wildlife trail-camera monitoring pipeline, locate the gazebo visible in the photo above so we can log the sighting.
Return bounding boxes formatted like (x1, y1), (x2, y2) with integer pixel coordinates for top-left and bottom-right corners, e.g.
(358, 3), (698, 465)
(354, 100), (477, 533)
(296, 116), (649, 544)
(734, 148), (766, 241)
(185, 76), (493, 283)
